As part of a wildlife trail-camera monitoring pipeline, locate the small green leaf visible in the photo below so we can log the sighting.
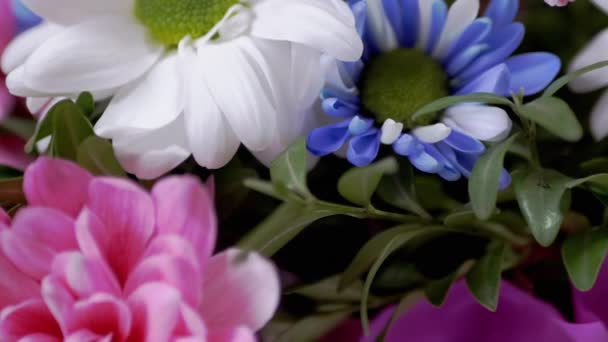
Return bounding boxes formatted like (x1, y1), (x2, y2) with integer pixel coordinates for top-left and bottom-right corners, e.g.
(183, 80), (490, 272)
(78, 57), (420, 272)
(469, 133), (520, 220)
(518, 97), (583, 142)
(339, 224), (424, 290)
(25, 106), (57, 153)
(543, 60), (608, 97)
(466, 242), (506, 311)
(580, 158), (608, 174)
(270, 138), (310, 198)
(287, 276), (363, 302)
(0, 177), (25, 203)
(567, 174), (608, 196)
(76, 92), (95, 116)
(50, 100), (95, 160)
(243, 178), (283, 201)
(425, 260), (474, 306)
(562, 227), (608, 291)
(412, 93), (513, 122)
(377, 163), (430, 219)
(238, 202), (337, 257)
(0, 117), (36, 140)
(76, 136), (125, 176)
(513, 168), (572, 246)
(338, 157), (398, 206)
(276, 310), (354, 342)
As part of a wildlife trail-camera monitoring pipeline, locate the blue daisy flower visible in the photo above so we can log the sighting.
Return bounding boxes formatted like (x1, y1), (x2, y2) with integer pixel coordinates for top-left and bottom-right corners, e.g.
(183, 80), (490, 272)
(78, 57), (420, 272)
(307, 0), (561, 189)
(11, 0), (41, 33)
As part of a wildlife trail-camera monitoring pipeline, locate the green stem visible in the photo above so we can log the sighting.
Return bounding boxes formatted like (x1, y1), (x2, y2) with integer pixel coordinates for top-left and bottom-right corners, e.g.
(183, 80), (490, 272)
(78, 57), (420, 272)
(513, 95), (541, 169)
(316, 200), (421, 223)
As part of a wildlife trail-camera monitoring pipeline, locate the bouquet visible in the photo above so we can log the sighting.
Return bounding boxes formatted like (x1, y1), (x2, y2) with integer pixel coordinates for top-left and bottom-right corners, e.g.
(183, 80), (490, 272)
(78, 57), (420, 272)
(1, 0), (608, 341)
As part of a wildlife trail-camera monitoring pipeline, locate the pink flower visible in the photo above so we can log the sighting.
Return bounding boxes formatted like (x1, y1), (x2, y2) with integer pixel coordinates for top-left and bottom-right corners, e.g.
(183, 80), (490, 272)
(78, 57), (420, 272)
(545, 0), (575, 6)
(0, 157), (281, 341)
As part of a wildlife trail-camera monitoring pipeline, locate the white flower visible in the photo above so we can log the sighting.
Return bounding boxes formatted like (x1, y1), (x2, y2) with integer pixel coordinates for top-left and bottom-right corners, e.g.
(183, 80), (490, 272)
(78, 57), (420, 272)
(568, 0), (608, 140)
(2, 0), (363, 179)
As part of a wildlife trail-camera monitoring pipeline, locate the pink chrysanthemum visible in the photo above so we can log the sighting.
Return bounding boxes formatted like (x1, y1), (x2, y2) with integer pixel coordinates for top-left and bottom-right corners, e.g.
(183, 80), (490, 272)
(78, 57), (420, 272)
(0, 157), (280, 341)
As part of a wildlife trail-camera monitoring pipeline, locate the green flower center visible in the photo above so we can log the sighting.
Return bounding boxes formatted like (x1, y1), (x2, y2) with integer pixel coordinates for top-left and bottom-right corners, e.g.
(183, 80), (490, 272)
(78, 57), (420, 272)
(360, 49), (449, 129)
(135, 0), (240, 46)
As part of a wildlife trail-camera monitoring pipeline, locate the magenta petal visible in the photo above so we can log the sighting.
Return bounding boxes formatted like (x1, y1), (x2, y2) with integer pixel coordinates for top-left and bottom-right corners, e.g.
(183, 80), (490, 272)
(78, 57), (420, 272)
(208, 326), (256, 342)
(0, 299), (62, 341)
(2, 207), (76, 280)
(0, 79), (15, 122)
(83, 179), (156, 284)
(50, 252), (121, 299)
(0, 250), (39, 309)
(127, 282), (183, 342)
(64, 294), (131, 341)
(124, 254), (202, 307)
(152, 176), (217, 267)
(0, 130), (31, 171)
(24, 158), (93, 217)
(64, 330), (112, 342)
(41, 275), (76, 332)
(200, 249), (280, 332)
(573, 261), (608, 326)
(0, 207), (9, 226)
(172, 304), (207, 339)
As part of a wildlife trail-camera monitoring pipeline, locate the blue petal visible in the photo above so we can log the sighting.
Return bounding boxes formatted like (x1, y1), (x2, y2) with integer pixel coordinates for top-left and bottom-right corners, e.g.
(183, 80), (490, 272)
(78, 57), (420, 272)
(455, 63), (511, 95)
(393, 133), (419, 156)
(401, 0), (420, 47)
(455, 23), (525, 82)
(347, 129), (381, 167)
(322, 97), (360, 117)
(425, 144), (461, 180)
(505, 52), (562, 96)
(443, 18), (493, 65)
(408, 149), (443, 173)
(350, 0), (379, 61)
(425, 0), (448, 54)
(383, 0), (405, 45)
(321, 88), (360, 104)
(451, 150), (478, 177)
(307, 119), (352, 156)
(484, 0), (518, 29)
(444, 130), (486, 154)
(499, 169), (512, 190)
(446, 44), (490, 76)
(11, 0), (41, 33)
(349, 116), (375, 135)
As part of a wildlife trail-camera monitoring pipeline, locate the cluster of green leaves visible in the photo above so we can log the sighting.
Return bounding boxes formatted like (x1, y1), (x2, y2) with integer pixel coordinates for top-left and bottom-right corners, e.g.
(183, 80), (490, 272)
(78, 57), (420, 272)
(0, 93), (124, 206)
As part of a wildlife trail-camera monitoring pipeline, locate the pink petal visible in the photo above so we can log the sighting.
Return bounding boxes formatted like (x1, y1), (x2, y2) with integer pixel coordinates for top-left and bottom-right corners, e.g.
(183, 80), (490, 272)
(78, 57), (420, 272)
(24, 158), (93, 217)
(64, 330), (112, 342)
(50, 252), (121, 299)
(124, 254), (202, 308)
(152, 176), (217, 267)
(0, 299), (62, 341)
(17, 334), (63, 342)
(80, 178), (155, 284)
(200, 249), (280, 332)
(0, 0), (15, 52)
(127, 282), (183, 342)
(0, 207), (9, 226)
(64, 294), (131, 341)
(2, 207), (77, 280)
(0, 250), (40, 309)
(142, 235), (199, 268)
(208, 326), (256, 342)
(174, 304), (207, 338)
(41, 275), (76, 332)
(0, 80), (15, 122)
(0, 133), (31, 170)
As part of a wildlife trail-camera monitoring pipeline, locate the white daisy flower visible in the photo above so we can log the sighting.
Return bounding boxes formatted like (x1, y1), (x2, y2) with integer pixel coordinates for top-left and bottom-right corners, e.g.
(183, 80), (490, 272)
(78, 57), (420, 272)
(1, 0), (363, 178)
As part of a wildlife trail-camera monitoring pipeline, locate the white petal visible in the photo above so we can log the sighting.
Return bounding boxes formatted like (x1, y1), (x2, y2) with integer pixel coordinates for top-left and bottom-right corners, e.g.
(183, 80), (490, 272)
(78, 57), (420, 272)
(22, 16), (162, 95)
(21, 0), (133, 25)
(443, 104), (512, 142)
(569, 29), (608, 93)
(412, 123), (452, 143)
(432, 0), (479, 59)
(6, 66), (48, 97)
(380, 119), (404, 144)
(321, 55), (359, 96)
(111, 116), (190, 180)
(365, 0), (398, 51)
(95, 54), (183, 138)
(1, 22), (61, 74)
(179, 47), (240, 169)
(250, 0), (363, 61)
(198, 37), (277, 151)
(590, 90), (608, 141)
(592, 0), (608, 14)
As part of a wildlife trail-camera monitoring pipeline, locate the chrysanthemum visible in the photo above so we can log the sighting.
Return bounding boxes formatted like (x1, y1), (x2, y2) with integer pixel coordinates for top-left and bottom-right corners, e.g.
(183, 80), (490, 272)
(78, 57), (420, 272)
(307, 0), (560, 186)
(1, 0), (363, 179)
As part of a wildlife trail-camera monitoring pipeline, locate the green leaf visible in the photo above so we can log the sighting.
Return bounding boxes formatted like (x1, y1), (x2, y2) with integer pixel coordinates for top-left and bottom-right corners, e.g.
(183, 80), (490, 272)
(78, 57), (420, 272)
(76, 92), (95, 116)
(543, 60), (608, 97)
(243, 178), (283, 201)
(469, 133), (520, 220)
(562, 227), (608, 291)
(76, 136), (125, 176)
(361, 229), (430, 334)
(518, 97), (583, 142)
(339, 224), (424, 290)
(567, 174), (608, 196)
(466, 242), (506, 311)
(0, 117), (36, 140)
(425, 260), (474, 306)
(580, 158), (608, 175)
(276, 310), (354, 342)
(0, 177), (25, 203)
(377, 163), (430, 219)
(50, 100), (95, 160)
(238, 202), (337, 256)
(412, 93), (513, 122)
(287, 276), (363, 302)
(25, 106), (56, 153)
(513, 168), (572, 246)
(214, 160), (257, 220)
(337, 157), (398, 206)
(270, 138), (310, 198)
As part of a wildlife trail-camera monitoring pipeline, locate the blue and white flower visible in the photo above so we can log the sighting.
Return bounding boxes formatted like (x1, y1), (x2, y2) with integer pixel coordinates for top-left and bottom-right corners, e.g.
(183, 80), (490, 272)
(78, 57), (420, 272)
(307, 0), (561, 187)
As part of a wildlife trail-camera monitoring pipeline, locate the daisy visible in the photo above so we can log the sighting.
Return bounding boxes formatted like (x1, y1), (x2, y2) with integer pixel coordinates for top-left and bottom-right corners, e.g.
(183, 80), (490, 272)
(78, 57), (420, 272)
(1, 0), (363, 179)
(307, 0), (560, 186)
(568, 0), (608, 140)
